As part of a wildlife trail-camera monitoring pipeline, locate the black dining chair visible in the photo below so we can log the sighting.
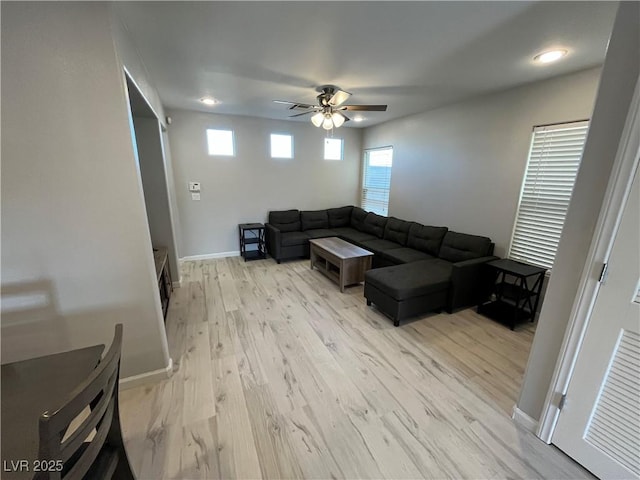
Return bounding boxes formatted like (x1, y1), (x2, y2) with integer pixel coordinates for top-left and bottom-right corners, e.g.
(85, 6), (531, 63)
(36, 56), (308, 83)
(35, 324), (136, 480)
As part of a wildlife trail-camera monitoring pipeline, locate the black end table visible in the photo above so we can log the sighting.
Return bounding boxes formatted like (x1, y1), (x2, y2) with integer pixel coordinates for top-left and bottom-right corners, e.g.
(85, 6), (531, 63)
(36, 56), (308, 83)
(239, 223), (266, 261)
(477, 258), (546, 330)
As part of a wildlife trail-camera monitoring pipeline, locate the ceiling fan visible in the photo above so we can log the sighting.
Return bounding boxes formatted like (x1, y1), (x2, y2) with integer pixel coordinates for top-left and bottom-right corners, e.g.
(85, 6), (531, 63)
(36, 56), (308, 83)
(274, 86), (387, 130)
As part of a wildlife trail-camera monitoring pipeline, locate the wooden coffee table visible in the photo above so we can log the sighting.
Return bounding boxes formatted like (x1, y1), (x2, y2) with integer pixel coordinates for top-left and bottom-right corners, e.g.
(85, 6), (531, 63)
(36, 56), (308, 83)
(309, 237), (374, 292)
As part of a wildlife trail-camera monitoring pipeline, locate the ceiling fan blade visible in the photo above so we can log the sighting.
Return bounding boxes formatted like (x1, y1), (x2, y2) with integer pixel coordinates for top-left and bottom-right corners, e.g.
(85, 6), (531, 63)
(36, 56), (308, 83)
(289, 111), (313, 118)
(341, 104), (388, 111)
(328, 89), (352, 107)
(273, 100), (317, 110)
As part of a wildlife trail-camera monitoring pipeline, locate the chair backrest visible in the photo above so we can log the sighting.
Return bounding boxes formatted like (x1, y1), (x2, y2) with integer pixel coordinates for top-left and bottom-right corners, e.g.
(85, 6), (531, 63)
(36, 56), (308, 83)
(37, 324), (124, 480)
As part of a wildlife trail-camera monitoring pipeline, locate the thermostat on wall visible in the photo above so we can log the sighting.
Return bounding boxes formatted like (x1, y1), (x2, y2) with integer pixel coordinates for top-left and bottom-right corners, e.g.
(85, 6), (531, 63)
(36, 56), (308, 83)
(189, 182), (201, 192)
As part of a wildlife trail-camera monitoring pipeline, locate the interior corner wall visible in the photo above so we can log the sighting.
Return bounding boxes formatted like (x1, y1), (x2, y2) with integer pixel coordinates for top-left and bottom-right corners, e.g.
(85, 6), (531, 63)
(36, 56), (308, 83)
(362, 67), (602, 257)
(518, 1), (640, 422)
(166, 110), (363, 257)
(1, 2), (169, 378)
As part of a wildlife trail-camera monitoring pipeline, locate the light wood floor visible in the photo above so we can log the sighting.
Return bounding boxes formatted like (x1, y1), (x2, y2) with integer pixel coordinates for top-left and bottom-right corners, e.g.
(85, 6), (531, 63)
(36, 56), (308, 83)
(119, 257), (590, 479)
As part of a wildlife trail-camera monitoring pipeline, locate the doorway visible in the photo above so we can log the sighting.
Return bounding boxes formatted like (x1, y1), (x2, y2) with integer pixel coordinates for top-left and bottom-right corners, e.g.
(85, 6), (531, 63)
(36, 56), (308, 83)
(124, 74), (180, 303)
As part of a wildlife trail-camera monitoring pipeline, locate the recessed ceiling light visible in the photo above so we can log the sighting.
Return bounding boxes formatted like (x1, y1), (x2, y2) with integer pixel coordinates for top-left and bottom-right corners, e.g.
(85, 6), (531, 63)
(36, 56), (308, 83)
(200, 97), (218, 106)
(533, 49), (568, 64)
(353, 115), (364, 122)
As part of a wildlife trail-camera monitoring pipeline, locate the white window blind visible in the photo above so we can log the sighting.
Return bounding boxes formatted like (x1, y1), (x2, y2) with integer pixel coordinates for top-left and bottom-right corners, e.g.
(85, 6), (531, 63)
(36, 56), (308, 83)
(509, 120), (589, 270)
(361, 147), (393, 216)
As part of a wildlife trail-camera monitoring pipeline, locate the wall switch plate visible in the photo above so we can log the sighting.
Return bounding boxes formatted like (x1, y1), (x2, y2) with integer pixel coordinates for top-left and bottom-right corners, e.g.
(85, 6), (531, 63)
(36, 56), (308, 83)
(191, 193), (201, 201)
(189, 182), (201, 192)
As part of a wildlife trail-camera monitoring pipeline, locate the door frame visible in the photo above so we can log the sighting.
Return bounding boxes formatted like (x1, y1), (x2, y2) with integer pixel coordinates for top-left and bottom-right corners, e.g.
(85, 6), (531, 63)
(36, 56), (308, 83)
(537, 77), (640, 443)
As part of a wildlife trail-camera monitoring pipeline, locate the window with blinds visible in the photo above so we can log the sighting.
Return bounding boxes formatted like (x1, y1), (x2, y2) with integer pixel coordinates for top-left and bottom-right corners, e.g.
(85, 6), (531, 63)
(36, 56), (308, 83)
(361, 147), (393, 216)
(509, 120), (590, 270)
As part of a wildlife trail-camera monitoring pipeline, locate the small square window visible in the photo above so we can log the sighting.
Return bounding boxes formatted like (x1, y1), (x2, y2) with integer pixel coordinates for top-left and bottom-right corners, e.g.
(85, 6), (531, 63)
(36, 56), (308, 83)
(324, 138), (343, 160)
(206, 129), (235, 156)
(270, 134), (293, 159)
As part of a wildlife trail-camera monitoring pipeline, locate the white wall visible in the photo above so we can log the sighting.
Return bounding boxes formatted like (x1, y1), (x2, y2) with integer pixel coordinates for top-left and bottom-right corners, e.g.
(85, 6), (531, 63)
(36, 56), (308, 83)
(1, 2), (170, 378)
(363, 68), (601, 256)
(518, 1), (640, 422)
(110, 8), (166, 128)
(167, 110), (363, 257)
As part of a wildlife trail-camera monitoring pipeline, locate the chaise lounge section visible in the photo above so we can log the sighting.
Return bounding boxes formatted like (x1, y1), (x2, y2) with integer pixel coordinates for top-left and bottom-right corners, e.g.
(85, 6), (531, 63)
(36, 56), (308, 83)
(265, 206), (496, 325)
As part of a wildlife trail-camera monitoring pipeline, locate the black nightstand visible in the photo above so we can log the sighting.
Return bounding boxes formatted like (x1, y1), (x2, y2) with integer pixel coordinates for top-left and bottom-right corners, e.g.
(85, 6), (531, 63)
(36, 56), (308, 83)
(478, 258), (546, 330)
(238, 223), (266, 261)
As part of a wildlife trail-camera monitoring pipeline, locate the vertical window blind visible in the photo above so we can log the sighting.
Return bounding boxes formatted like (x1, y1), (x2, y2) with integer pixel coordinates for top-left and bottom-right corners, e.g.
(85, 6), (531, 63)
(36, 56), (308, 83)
(362, 147), (393, 216)
(509, 120), (590, 270)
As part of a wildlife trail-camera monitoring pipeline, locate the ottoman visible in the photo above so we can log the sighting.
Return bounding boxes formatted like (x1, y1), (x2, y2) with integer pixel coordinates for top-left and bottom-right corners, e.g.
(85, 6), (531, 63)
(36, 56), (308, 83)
(364, 259), (452, 326)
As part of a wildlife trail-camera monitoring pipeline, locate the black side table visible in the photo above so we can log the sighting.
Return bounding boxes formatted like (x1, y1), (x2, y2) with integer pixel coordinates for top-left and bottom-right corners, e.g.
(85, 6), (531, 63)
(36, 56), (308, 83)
(238, 223), (266, 261)
(477, 258), (546, 330)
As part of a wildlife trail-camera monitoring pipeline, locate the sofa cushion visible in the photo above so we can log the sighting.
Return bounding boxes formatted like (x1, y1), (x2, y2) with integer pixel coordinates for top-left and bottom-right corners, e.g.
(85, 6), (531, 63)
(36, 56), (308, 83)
(383, 217), (412, 246)
(327, 206), (354, 228)
(360, 239), (403, 256)
(439, 231), (492, 263)
(305, 229), (337, 239)
(362, 212), (388, 238)
(333, 228), (378, 246)
(407, 224), (448, 256)
(269, 209), (301, 233)
(301, 210), (329, 231)
(365, 259), (452, 301)
(350, 207), (368, 231)
(280, 231), (310, 247)
(381, 247), (435, 265)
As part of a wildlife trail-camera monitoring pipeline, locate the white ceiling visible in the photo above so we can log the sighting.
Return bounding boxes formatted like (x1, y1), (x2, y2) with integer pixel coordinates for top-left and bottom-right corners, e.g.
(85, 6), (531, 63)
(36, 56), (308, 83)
(114, 1), (617, 127)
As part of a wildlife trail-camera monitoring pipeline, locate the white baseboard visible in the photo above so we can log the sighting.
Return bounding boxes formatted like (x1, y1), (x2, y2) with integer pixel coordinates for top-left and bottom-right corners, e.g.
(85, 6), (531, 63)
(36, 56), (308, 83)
(179, 251), (240, 262)
(119, 357), (173, 390)
(511, 405), (539, 433)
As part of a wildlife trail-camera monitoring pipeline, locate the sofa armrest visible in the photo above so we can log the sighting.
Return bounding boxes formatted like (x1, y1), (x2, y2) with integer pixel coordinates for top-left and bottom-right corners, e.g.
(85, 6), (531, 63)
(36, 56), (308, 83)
(265, 223), (282, 261)
(448, 255), (499, 312)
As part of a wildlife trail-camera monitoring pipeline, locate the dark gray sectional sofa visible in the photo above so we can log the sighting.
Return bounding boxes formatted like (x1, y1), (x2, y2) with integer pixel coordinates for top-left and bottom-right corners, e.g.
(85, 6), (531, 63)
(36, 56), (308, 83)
(265, 206), (497, 326)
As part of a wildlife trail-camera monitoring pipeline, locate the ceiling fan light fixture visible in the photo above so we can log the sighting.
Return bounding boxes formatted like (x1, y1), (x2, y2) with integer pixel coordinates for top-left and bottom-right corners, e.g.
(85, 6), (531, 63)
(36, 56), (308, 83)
(331, 112), (345, 128)
(322, 115), (334, 130)
(311, 112), (324, 127)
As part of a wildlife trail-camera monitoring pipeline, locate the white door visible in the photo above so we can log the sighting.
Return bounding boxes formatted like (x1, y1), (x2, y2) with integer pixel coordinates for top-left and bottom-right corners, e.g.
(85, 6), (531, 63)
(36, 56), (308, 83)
(552, 165), (640, 479)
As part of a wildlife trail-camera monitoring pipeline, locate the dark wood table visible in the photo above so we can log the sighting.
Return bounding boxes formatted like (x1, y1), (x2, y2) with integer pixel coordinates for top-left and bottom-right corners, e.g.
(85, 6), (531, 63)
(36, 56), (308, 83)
(1, 345), (104, 479)
(309, 237), (374, 292)
(477, 258), (546, 329)
(239, 223), (266, 261)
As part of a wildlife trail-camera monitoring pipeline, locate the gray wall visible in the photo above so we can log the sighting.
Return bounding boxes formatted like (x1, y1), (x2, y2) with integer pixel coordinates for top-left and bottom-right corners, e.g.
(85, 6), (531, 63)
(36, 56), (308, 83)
(133, 116), (180, 279)
(167, 110), (363, 257)
(1, 2), (170, 378)
(363, 68), (601, 257)
(518, 1), (640, 421)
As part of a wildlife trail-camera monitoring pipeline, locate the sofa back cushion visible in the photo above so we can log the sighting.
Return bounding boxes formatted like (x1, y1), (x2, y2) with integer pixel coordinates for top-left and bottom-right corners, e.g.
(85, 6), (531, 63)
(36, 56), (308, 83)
(268, 209), (301, 233)
(301, 209), (329, 231)
(383, 217), (412, 246)
(439, 231), (492, 262)
(327, 206), (353, 228)
(362, 212), (388, 238)
(407, 224), (448, 256)
(350, 207), (369, 231)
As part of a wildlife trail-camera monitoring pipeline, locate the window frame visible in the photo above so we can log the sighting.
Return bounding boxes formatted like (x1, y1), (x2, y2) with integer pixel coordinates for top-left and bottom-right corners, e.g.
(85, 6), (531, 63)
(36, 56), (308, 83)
(206, 128), (235, 157)
(361, 146), (393, 216)
(270, 133), (294, 159)
(508, 120), (590, 270)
